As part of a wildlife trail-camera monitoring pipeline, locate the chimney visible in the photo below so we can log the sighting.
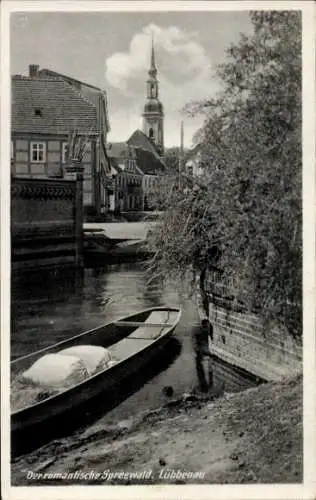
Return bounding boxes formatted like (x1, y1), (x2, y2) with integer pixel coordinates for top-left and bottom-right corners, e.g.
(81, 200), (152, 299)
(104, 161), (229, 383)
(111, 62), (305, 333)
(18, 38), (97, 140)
(29, 64), (39, 77)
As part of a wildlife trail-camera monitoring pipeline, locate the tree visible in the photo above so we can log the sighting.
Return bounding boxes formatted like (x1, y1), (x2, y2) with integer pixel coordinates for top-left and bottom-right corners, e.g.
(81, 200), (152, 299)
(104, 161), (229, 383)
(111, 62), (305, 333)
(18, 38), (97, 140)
(147, 11), (302, 336)
(163, 147), (188, 174)
(164, 147), (181, 173)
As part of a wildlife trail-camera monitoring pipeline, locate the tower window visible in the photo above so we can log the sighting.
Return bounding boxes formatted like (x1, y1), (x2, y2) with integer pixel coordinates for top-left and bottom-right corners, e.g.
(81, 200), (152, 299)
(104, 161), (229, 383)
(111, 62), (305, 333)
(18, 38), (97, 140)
(34, 108), (42, 116)
(151, 83), (156, 98)
(149, 128), (154, 139)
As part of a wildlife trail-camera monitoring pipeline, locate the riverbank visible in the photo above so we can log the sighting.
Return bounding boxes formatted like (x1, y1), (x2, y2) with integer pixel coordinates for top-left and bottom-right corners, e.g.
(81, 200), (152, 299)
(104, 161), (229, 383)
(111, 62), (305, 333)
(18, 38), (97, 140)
(11, 374), (302, 485)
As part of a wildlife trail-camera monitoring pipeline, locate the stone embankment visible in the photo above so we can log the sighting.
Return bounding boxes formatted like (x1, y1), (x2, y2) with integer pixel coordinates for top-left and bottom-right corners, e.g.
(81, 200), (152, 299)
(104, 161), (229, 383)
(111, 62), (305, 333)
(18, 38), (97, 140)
(11, 374), (302, 486)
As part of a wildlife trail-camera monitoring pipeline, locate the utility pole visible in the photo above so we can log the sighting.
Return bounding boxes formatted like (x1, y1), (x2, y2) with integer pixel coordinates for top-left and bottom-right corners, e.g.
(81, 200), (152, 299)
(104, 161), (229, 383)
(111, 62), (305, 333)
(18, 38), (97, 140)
(179, 120), (184, 189)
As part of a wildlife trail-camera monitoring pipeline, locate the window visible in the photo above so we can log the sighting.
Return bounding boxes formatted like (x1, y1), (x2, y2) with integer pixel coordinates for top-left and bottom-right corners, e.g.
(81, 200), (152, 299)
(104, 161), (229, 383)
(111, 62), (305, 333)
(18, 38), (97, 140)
(149, 128), (154, 139)
(151, 83), (156, 98)
(62, 142), (68, 164)
(31, 142), (46, 163)
(11, 141), (14, 160)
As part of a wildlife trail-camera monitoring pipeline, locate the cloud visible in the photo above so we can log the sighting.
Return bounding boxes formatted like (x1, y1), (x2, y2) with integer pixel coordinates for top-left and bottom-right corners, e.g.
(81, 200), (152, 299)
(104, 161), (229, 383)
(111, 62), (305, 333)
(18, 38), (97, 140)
(105, 23), (221, 147)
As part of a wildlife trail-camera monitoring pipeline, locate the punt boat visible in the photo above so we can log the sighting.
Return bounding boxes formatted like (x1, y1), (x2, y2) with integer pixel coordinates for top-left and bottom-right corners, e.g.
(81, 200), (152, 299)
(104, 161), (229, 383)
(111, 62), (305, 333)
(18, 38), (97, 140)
(11, 307), (181, 434)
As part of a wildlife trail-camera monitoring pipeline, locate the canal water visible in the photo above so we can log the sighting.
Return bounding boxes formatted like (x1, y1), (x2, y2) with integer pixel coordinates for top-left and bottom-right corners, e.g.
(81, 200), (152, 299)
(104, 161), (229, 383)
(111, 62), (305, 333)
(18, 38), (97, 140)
(11, 262), (260, 434)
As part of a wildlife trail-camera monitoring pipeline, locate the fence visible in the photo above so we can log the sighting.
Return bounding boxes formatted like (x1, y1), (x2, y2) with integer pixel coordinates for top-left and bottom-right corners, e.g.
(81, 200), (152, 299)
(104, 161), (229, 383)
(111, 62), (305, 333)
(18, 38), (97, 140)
(11, 178), (78, 271)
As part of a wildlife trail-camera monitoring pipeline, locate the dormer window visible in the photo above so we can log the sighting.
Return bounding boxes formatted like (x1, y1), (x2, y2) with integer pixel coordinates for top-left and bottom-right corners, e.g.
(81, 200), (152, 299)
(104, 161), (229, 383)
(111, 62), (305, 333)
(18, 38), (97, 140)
(34, 108), (42, 117)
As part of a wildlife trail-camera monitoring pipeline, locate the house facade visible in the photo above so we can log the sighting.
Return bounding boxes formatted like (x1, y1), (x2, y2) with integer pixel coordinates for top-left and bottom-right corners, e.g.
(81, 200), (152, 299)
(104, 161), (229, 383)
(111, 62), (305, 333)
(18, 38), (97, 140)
(128, 129), (166, 210)
(11, 64), (112, 216)
(108, 143), (143, 212)
(108, 130), (167, 213)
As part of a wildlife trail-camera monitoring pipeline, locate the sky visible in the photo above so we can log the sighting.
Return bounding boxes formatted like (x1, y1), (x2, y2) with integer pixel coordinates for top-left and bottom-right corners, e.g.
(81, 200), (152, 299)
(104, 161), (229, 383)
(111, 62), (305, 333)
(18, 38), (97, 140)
(10, 11), (253, 148)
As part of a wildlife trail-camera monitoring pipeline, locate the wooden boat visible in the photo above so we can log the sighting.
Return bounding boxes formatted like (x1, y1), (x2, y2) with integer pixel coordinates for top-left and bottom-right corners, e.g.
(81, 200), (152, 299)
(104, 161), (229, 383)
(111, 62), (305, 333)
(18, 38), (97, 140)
(111, 239), (149, 257)
(11, 307), (181, 434)
(84, 236), (152, 261)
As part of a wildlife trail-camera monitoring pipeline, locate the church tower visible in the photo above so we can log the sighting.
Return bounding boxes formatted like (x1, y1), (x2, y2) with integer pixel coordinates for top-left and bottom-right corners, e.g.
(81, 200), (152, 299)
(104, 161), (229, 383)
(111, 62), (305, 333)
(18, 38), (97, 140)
(142, 36), (164, 156)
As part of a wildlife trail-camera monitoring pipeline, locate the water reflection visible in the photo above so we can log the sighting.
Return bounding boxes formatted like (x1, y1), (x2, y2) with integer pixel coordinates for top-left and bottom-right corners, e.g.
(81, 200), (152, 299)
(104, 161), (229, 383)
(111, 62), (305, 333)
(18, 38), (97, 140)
(11, 262), (261, 443)
(195, 356), (213, 393)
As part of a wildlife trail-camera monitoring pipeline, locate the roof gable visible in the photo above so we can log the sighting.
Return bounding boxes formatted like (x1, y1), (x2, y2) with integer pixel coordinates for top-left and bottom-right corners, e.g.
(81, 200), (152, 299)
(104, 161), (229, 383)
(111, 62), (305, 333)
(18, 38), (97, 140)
(127, 129), (163, 161)
(107, 139), (165, 175)
(107, 142), (136, 159)
(38, 68), (101, 91)
(39, 68), (111, 133)
(134, 146), (165, 175)
(11, 76), (98, 135)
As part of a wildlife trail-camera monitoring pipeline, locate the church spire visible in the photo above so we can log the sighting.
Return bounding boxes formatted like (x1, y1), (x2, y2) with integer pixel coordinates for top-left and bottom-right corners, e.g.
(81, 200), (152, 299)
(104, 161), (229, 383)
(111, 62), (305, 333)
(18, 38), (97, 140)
(142, 33), (164, 156)
(149, 34), (157, 78)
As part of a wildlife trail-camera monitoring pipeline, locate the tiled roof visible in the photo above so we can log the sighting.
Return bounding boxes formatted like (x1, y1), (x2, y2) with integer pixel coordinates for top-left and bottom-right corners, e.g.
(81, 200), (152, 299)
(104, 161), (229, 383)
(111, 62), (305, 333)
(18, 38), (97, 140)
(127, 129), (164, 163)
(107, 140), (165, 175)
(38, 68), (101, 91)
(134, 146), (165, 175)
(11, 76), (98, 135)
(107, 142), (137, 160)
(39, 68), (111, 133)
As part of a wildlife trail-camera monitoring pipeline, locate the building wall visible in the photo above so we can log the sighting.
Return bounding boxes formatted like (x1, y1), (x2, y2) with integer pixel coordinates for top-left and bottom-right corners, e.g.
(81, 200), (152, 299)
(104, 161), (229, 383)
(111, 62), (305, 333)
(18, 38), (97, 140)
(11, 134), (95, 208)
(142, 174), (157, 192)
(110, 156), (143, 212)
(116, 173), (142, 211)
(142, 174), (157, 210)
(142, 115), (164, 153)
(206, 294), (302, 382)
(11, 178), (78, 270)
(196, 272), (302, 382)
(37, 68), (112, 216)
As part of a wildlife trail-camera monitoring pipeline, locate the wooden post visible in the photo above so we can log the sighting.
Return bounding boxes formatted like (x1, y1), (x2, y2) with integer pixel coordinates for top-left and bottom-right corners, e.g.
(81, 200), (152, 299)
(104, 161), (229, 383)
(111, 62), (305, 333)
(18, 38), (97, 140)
(65, 159), (84, 268)
(75, 160), (84, 268)
(179, 120), (184, 189)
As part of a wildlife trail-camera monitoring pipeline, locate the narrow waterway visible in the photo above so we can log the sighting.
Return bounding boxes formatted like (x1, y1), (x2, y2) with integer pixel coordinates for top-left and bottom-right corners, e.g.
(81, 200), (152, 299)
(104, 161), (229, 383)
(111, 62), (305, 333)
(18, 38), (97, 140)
(11, 262), (260, 437)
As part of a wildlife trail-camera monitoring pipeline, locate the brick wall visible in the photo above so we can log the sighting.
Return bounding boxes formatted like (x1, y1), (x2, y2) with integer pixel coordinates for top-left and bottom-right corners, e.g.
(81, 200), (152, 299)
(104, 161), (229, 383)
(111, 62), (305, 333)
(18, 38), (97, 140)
(11, 178), (78, 270)
(207, 294), (302, 382)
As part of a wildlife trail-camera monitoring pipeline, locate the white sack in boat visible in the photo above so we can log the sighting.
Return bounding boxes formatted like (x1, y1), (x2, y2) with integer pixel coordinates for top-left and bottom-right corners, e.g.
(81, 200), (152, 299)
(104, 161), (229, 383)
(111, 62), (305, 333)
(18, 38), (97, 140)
(58, 345), (112, 375)
(107, 359), (117, 368)
(21, 353), (88, 389)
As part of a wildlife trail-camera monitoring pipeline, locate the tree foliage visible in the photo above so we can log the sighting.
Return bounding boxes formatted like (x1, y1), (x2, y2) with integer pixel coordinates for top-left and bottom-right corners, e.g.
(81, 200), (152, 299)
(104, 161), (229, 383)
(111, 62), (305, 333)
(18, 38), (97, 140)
(146, 146), (189, 210)
(147, 11), (302, 336)
(163, 147), (189, 173)
(163, 147), (181, 173)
